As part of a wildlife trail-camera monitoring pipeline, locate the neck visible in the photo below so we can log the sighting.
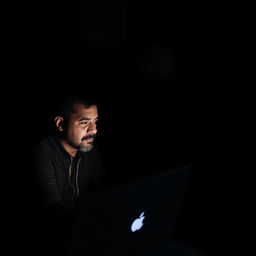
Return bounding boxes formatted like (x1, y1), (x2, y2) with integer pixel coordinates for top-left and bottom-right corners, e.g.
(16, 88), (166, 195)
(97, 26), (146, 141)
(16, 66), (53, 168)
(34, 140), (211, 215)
(59, 138), (78, 158)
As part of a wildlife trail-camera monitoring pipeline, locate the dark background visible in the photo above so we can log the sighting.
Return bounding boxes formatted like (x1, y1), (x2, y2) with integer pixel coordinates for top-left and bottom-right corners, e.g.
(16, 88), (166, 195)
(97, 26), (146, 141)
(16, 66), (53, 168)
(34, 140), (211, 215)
(1, 1), (254, 256)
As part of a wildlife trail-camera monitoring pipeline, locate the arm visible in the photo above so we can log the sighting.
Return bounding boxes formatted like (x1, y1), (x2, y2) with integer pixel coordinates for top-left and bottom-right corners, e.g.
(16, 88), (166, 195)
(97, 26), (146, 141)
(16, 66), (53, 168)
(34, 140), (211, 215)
(33, 146), (71, 212)
(32, 146), (74, 242)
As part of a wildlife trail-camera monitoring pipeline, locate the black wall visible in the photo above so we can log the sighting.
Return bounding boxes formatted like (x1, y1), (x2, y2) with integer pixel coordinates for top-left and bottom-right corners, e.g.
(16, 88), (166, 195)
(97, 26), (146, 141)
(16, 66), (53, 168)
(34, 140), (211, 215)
(2, 1), (254, 256)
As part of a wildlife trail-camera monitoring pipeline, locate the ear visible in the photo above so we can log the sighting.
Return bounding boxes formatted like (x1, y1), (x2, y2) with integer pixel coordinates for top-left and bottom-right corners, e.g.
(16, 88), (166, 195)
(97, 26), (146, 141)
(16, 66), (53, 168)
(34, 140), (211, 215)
(54, 116), (64, 132)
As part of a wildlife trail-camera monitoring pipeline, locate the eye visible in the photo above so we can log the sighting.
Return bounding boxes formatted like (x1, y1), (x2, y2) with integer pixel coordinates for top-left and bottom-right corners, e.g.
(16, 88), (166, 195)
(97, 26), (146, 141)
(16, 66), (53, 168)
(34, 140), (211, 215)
(80, 121), (88, 125)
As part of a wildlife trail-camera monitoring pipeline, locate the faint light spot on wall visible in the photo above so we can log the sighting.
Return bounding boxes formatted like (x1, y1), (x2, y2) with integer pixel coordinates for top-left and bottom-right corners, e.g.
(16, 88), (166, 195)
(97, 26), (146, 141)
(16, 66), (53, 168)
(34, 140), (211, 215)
(140, 44), (176, 81)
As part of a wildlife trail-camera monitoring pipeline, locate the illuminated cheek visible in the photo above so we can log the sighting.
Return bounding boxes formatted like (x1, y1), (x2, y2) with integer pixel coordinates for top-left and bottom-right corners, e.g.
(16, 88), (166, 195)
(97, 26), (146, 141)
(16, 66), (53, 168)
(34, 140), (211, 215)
(70, 128), (82, 142)
(83, 127), (89, 134)
(80, 128), (88, 140)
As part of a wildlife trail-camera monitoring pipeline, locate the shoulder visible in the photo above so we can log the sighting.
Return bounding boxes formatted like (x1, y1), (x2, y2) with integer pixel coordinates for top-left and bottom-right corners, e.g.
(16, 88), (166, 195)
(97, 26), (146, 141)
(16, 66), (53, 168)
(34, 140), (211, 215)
(32, 136), (59, 159)
(33, 136), (57, 151)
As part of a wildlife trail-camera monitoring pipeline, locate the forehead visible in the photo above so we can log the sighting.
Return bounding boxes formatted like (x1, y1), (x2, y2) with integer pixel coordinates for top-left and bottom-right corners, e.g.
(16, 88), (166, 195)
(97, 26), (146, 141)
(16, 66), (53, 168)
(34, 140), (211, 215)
(70, 103), (98, 118)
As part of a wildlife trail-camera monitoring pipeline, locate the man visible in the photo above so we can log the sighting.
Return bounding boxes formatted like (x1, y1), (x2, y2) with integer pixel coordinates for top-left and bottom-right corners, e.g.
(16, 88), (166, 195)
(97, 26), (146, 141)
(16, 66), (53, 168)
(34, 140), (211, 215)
(33, 95), (106, 212)
(31, 94), (106, 254)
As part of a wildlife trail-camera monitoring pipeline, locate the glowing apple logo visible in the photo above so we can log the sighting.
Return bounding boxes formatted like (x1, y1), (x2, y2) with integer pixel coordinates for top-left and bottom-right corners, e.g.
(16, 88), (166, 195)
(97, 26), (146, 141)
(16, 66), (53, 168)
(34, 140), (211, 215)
(131, 212), (145, 232)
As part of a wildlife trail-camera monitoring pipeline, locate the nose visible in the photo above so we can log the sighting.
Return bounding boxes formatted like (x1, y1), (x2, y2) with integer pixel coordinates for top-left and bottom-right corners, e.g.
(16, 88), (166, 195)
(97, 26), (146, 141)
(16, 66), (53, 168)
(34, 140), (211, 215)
(88, 121), (97, 134)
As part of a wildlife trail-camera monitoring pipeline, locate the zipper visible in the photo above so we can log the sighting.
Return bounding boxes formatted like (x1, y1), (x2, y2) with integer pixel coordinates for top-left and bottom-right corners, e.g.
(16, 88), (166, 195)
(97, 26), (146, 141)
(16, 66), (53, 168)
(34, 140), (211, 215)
(68, 156), (76, 202)
(68, 156), (81, 201)
(76, 158), (81, 197)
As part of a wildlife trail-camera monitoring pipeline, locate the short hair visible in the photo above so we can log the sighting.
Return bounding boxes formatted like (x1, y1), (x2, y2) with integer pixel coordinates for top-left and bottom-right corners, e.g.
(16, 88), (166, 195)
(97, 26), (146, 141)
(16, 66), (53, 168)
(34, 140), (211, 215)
(54, 92), (100, 120)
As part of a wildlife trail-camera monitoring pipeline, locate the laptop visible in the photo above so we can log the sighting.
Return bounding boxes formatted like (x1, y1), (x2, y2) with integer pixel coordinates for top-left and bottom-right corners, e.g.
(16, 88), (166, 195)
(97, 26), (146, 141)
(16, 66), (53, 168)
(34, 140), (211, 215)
(68, 164), (203, 256)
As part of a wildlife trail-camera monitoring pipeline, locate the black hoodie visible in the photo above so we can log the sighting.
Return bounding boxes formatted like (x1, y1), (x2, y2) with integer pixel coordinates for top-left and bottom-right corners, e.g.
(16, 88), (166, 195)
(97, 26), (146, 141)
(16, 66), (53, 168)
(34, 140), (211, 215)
(33, 135), (106, 213)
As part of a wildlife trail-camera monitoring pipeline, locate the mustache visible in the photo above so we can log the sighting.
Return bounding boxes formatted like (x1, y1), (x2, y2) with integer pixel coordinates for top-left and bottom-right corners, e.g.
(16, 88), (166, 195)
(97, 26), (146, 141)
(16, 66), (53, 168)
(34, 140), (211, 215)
(82, 134), (96, 141)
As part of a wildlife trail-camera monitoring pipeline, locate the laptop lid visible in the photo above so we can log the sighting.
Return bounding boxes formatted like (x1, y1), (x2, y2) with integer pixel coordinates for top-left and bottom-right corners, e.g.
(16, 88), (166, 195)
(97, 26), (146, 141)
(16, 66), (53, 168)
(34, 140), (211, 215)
(68, 163), (192, 256)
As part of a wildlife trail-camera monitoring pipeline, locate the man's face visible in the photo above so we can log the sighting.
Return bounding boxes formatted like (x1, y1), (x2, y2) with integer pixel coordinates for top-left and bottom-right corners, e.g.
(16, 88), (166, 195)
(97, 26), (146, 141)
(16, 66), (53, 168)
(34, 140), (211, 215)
(64, 103), (98, 152)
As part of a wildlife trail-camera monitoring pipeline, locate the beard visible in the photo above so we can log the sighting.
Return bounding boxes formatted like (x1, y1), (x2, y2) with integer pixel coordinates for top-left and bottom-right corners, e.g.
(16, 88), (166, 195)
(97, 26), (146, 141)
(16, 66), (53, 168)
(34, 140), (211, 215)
(79, 144), (93, 152)
(66, 139), (94, 153)
(78, 140), (94, 152)
(78, 134), (96, 152)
